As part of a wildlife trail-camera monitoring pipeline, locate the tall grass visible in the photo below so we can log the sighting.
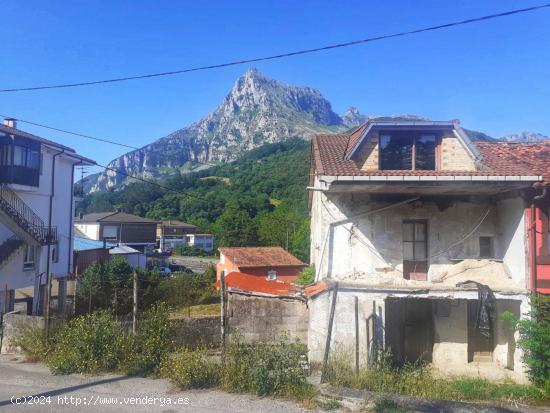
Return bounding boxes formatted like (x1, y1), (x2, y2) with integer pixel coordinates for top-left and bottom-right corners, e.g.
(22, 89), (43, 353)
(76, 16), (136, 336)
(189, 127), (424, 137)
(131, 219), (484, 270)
(325, 349), (547, 404)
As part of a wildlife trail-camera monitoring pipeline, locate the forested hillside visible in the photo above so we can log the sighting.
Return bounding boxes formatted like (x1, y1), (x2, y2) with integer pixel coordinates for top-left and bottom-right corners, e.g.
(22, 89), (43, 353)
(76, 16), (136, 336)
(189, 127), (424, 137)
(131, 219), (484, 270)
(78, 140), (311, 261)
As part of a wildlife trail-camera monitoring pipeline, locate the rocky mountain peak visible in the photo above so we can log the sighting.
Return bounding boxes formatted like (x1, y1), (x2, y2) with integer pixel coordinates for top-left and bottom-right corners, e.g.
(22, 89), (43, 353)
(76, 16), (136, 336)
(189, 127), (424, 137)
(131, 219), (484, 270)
(499, 131), (549, 143)
(342, 106), (367, 128)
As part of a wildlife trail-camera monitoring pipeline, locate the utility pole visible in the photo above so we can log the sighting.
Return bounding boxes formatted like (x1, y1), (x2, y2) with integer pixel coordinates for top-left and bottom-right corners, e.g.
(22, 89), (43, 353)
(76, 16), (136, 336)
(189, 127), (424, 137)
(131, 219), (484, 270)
(220, 272), (226, 357)
(44, 273), (53, 339)
(132, 269), (138, 334)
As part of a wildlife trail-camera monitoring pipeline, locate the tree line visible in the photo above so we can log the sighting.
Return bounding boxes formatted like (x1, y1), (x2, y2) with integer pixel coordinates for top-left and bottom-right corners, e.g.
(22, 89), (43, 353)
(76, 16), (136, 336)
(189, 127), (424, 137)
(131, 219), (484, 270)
(78, 140), (311, 261)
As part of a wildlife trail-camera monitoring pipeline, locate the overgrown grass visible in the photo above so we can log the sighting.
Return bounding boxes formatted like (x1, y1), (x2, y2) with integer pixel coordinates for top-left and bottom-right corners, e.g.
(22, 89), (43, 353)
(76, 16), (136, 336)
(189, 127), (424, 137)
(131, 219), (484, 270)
(158, 337), (317, 404)
(169, 303), (220, 319)
(8, 323), (52, 363)
(325, 350), (548, 404)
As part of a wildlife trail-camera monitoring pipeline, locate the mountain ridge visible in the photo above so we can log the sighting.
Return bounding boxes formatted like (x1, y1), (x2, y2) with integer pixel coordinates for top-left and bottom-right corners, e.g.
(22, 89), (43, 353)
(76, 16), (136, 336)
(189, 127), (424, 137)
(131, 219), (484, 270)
(83, 69), (548, 193)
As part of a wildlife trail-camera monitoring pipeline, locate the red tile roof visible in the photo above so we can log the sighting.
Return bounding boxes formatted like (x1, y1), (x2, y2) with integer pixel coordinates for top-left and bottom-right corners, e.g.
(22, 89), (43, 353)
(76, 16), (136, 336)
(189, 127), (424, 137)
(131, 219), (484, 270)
(218, 247), (306, 268)
(476, 141), (550, 183)
(312, 127), (548, 178)
(221, 271), (301, 297)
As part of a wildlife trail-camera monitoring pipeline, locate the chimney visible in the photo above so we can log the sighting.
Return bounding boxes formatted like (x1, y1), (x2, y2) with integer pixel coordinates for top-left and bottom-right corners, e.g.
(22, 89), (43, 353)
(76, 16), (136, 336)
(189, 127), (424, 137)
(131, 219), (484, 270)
(3, 118), (17, 129)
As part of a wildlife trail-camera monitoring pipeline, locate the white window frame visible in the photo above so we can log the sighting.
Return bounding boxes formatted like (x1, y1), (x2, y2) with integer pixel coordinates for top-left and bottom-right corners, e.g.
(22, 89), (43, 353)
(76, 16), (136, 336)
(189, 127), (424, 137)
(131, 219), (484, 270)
(267, 270), (277, 281)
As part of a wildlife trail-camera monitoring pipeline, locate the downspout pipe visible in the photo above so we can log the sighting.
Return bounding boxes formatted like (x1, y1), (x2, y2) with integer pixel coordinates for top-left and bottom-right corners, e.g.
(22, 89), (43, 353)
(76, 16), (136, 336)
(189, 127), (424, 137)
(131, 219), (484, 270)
(531, 187), (549, 293)
(67, 161), (77, 274)
(45, 149), (64, 292)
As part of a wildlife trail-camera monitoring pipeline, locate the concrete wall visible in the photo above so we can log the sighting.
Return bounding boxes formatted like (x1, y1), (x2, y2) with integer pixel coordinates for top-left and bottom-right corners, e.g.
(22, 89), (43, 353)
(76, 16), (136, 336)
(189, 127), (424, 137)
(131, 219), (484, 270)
(0, 313), (45, 354)
(227, 293), (308, 344)
(496, 198), (528, 288)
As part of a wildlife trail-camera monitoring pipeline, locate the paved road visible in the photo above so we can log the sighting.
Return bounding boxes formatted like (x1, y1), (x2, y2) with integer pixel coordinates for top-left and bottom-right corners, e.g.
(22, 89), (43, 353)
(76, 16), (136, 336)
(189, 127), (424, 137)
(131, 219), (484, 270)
(0, 355), (317, 413)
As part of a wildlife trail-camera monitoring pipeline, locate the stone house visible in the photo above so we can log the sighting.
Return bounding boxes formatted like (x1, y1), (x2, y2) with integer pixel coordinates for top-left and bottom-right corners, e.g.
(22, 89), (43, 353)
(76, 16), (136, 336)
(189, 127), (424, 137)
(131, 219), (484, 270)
(307, 118), (548, 382)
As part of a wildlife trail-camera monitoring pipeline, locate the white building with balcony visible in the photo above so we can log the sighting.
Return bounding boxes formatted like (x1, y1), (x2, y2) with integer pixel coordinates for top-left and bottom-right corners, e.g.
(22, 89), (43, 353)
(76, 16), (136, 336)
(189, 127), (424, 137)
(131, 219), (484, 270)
(0, 118), (94, 315)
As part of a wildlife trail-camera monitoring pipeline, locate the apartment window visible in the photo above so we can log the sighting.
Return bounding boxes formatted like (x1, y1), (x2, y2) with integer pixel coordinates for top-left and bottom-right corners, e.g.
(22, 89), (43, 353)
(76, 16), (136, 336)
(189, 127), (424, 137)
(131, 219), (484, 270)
(479, 237), (494, 258)
(267, 270), (277, 281)
(23, 245), (36, 271)
(13, 145), (40, 169)
(380, 132), (437, 170)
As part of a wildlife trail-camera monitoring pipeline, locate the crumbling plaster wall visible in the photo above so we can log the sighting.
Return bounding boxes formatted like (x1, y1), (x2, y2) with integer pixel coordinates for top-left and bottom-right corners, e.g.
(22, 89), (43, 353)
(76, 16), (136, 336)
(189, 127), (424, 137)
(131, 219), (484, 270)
(310, 190), (526, 289)
(308, 288), (385, 365)
(308, 290), (529, 382)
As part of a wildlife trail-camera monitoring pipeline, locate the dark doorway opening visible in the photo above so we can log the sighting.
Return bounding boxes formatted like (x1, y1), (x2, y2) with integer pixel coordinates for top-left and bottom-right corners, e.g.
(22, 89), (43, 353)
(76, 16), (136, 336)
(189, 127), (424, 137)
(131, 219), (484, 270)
(385, 298), (434, 365)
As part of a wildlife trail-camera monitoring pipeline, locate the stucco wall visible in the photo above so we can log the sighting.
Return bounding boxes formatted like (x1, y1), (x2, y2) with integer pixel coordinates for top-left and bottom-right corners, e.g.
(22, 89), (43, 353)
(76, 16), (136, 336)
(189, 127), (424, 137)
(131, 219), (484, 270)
(227, 293), (308, 344)
(0, 148), (77, 295)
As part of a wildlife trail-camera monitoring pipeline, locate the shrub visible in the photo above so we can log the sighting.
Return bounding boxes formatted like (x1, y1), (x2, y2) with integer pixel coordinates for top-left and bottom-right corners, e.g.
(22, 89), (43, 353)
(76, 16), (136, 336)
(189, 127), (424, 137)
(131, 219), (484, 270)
(47, 311), (124, 374)
(295, 266), (315, 286)
(222, 338), (309, 397)
(9, 324), (51, 363)
(502, 294), (550, 387)
(124, 302), (174, 376)
(160, 347), (219, 389)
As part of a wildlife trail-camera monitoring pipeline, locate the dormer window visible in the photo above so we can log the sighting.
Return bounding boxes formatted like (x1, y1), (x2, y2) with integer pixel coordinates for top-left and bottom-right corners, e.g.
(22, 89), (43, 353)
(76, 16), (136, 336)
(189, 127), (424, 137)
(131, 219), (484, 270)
(380, 132), (437, 170)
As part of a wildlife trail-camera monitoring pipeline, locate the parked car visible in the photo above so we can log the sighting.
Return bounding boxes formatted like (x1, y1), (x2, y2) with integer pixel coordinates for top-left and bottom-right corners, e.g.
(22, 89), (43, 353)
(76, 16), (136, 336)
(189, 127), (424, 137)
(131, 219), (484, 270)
(157, 266), (172, 275)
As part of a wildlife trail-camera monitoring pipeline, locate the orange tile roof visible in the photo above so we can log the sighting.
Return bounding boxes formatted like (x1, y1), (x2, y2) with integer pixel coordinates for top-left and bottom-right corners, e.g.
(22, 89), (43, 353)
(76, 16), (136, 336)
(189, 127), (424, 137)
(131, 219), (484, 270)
(304, 281), (328, 298)
(312, 126), (548, 178)
(222, 271), (301, 297)
(218, 247), (306, 268)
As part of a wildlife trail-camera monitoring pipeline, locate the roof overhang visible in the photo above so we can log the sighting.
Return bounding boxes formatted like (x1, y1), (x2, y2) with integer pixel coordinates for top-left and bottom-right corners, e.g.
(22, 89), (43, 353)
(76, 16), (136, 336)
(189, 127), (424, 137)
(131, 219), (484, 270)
(312, 174), (542, 195)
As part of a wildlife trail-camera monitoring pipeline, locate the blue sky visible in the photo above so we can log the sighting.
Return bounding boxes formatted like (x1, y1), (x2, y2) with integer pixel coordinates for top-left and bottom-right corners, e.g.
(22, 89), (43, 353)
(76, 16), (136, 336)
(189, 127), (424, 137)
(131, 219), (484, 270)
(1, 0), (549, 171)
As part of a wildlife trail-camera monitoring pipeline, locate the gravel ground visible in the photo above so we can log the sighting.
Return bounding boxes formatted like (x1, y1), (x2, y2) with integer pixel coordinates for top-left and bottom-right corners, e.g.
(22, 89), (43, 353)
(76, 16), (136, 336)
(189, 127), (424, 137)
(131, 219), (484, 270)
(0, 355), (319, 413)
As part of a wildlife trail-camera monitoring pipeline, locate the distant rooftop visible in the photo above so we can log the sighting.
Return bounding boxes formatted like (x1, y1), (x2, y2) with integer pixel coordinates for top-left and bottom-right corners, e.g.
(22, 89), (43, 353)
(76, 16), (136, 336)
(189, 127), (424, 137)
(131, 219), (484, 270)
(76, 211), (159, 224)
(218, 247), (306, 268)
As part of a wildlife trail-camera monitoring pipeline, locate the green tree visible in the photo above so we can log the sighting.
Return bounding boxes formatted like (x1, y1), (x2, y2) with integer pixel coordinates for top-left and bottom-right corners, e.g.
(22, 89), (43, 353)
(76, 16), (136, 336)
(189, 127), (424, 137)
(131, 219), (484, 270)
(212, 205), (257, 247)
(257, 204), (302, 249)
(291, 218), (310, 262)
(502, 295), (550, 387)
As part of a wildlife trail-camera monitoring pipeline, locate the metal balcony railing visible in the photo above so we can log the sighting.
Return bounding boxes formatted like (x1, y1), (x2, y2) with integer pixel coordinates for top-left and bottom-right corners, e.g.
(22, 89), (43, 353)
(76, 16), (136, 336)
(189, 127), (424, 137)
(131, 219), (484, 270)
(0, 235), (24, 267)
(0, 184), (58, 245)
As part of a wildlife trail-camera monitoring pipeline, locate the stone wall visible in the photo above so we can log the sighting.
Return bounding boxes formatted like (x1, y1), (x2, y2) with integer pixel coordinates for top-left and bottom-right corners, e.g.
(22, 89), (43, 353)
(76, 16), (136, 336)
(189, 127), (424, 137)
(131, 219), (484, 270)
(172, 316), (221, 349)
(0, 313), (45, 354)
(227, 293), (308, 344)
(355, 132), (379, 171)
(440, 134), (476, 171)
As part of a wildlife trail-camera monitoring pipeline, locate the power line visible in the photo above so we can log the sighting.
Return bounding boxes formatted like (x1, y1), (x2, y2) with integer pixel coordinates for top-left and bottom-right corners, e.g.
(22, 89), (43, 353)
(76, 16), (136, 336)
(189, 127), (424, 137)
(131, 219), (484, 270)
(1, 4), (549, 93)
(0, 114), (140, 150)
